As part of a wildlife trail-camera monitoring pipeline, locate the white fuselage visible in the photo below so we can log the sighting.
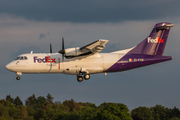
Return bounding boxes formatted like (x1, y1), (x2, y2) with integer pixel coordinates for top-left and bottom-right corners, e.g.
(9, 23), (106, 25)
(6, 49), (131, 75)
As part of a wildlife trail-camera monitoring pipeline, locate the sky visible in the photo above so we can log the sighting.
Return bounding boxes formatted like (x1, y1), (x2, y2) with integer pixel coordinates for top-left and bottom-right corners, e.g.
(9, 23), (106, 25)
(1, 0), (180, 110)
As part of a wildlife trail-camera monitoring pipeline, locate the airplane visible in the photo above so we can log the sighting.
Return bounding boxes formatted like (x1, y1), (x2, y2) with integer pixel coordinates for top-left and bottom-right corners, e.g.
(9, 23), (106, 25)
(6, 22), (174, 82)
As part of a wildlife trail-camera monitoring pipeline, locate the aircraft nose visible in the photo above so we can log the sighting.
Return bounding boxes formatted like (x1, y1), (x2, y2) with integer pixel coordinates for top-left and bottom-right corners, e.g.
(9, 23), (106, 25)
(5, 63), (11, 71)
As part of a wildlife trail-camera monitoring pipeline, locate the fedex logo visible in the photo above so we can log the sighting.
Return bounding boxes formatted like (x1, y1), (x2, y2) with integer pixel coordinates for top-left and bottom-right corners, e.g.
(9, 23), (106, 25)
(34, 56), (56, 63)
(147, 37), (164, 43)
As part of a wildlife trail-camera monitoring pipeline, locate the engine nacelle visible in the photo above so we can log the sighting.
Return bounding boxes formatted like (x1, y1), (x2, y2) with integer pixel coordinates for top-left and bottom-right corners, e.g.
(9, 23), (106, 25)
(65, 47), (90, 58)
(65, 47), (80, 56)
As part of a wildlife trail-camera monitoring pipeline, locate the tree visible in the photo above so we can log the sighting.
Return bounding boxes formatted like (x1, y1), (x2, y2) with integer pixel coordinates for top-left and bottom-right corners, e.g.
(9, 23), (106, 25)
(15, 105), (28, 120)
(131, 106), (153, 120)
(35, 96), (50, 119)
(62, 111), (80, 120)
(53, 101), (69, 113)
(79, 102), (97, 108)
(6, 95), (14, 103)
(170, 107), (180, 118)
(8, 106), (18, 119)
(36, 96), (46, 105)
(0, 100), (9, 107)
(131, 114), (143, 120)
(169, 117), (180, 120)
(63, 99), (81, 112)
(96, 102), (133, 120)
(150, 105), (171, 120)
(13, 96), (23, 107)
(45, 107), (65, 120)
(25, 94), (36, 106)
(25, 94), (37, 119)
(36, 96), (49, 110)
(46, 93), (54, 104)
(0, 103), (10, 119)
(80, 107), (98, 120)
(4, 94), (180, 120)
(27, 105), (37, 118)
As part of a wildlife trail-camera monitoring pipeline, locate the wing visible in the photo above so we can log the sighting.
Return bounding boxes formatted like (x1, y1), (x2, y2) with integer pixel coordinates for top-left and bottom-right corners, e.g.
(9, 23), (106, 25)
(80, 39), (109, 54)
(65, 39), (109, 59)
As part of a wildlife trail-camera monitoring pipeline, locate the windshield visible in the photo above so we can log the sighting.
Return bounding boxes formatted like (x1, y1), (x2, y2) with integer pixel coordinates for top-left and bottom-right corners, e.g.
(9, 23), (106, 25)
(15, 57), (21, 60)
(15, 56), (28, 60)
(24, 56), (28, 60)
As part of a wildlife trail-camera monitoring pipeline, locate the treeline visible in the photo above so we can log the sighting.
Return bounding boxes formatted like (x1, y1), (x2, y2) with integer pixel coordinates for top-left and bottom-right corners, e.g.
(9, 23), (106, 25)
(0, 94), (180, 120)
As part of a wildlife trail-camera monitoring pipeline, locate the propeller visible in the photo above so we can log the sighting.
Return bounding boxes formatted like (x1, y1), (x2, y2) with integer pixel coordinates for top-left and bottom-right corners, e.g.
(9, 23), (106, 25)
(59, 37), (65, 61)
(50, 43), (52, 53)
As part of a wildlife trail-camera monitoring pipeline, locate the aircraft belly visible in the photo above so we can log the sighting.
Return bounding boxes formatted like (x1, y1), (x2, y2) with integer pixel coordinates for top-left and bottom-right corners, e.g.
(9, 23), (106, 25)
(60, 53), (124, 75)
(61, 55), (104, 75)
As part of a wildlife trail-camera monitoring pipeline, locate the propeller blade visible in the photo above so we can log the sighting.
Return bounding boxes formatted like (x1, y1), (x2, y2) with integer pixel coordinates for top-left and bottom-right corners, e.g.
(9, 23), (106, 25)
(62, 53), (64, 61)
(62, 37), (65, 62)
(58, 37), (65, 62)
(50, 43), (52, 53)
(62, 37), (64, 52)
(59, 37), (65, 54)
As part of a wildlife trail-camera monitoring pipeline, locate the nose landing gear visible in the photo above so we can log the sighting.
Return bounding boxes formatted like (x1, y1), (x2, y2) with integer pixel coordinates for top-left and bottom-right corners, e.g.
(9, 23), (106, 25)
(16, 76), (20, 80)
(16, 72), (22, 80)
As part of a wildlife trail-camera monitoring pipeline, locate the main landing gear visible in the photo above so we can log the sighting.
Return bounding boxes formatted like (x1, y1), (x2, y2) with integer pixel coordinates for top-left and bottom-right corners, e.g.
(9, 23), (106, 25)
(77, 74), (90, 82)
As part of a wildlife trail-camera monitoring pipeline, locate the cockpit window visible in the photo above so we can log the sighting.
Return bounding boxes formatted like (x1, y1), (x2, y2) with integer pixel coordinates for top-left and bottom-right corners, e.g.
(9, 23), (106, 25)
(20, 57), (23, 60)
(24, 56), (28, 60)
(15, 57), (21, 60)
(15, 56), (28, 60)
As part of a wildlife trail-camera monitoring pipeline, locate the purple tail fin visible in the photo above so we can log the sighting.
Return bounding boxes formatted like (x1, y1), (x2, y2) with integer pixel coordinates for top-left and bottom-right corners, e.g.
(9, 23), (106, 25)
(128, 22), (174, 55)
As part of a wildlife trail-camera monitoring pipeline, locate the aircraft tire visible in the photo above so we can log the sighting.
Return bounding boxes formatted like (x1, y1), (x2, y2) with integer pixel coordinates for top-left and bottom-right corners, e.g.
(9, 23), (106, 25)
(77, 76), (83, 82)
(16, 76), (20, 80)
(84, 74), (90, 80)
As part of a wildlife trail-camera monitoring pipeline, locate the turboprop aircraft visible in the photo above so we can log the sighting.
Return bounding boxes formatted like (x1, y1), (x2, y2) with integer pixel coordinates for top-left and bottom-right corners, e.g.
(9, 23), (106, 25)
(6, 22), (174, 82)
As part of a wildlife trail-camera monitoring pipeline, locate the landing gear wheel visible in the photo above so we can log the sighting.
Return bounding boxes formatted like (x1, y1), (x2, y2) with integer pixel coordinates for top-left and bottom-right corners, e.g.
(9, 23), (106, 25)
(84, 74), (90, 80)
(77, 76), (83, 82)
(16, 76), (20, 80)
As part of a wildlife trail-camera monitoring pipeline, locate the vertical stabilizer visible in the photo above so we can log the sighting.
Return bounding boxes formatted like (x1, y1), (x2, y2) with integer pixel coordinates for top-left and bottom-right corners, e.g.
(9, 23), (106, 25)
(128, 22), (174, 55)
